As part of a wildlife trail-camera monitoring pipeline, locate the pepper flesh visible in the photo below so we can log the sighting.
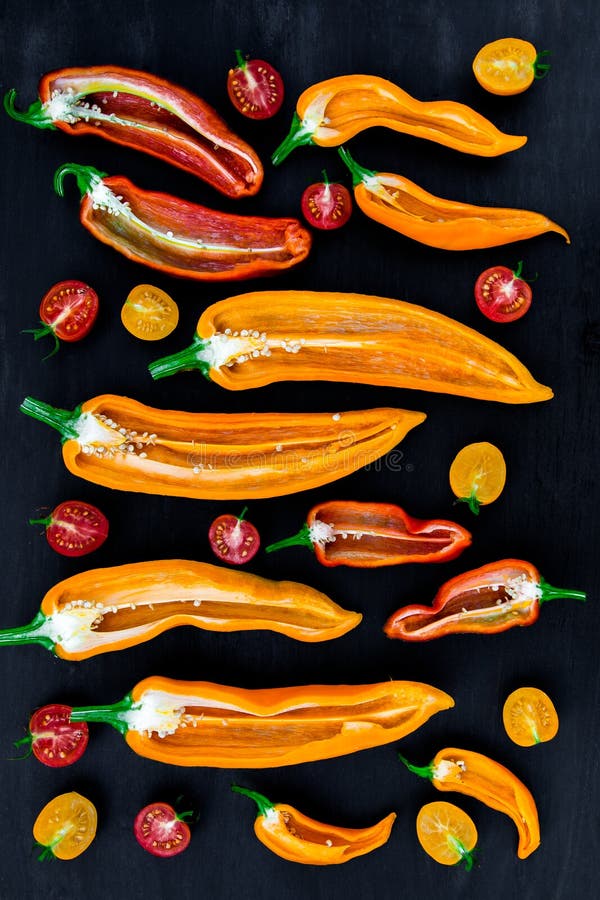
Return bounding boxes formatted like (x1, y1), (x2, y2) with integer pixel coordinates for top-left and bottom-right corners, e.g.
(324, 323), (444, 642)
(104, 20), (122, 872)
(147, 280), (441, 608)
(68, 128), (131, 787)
(399, 747), (540, 859)
(272, 73), (526, 163)
(20, 394), (425, 500)
(0, 559), (362, 660)
(266, 500), (472, 567)
(232, 786), (396, 864)
(384, 559), (586, 641)
(5, 66), (263, 197)
(149, 290), (553, 404)
(67, 676), (454, 767)
(54, 163), (310, 281)
(339, 148), (569, 250)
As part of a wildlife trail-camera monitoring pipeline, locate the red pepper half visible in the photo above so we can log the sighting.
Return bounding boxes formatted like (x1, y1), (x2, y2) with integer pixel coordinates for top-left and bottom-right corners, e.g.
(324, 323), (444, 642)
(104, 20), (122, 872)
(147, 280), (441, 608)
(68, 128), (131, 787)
(5, 66), (263, 198)
(266, 501), (471, 568)
(384, 559), (586, 641)
(54, 164), (311, 281)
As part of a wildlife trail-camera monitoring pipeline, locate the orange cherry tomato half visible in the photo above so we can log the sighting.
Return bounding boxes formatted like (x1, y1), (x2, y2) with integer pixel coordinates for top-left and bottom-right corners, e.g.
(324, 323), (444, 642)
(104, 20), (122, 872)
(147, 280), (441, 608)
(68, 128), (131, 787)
(33, 792), (97, 860)
(29, 500), (109, 557)
(20, 704), (89, 768)
(208, 507), (260, 565)
(227, 50), (284, 119)
(473, 38), (550, 96)
(503, 687), (559, 747)
(134, 802), (194, 857)
(25, 280), (99, 358)
(449, 442), (506, 515)
(416, 801), (478, 870)
(121, 284), (179, 341)
(474, 262), (533, 323)
(301, 171), (352, 230)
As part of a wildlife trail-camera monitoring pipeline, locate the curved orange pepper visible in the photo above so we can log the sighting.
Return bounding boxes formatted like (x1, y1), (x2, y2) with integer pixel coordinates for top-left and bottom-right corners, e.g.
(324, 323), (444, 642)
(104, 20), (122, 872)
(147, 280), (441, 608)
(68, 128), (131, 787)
(272, 73), (526, 163)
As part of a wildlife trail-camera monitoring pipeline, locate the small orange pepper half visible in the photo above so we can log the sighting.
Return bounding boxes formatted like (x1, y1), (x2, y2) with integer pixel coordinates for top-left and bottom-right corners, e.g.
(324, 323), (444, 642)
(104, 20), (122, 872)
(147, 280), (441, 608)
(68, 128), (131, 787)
(338, 147), (569, 250)
(232, 786), (396, 865)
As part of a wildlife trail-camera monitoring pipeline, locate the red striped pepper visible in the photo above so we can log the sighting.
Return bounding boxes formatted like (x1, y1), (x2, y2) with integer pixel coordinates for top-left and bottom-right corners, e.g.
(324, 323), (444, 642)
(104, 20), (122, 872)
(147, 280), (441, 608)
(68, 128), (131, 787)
(5, 66), (262, 198)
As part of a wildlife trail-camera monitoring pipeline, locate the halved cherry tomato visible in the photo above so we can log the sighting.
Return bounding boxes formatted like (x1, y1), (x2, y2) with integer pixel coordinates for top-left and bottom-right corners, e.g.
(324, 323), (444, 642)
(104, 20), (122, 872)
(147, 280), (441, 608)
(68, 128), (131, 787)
(474, 262), (533, 323)
(25, 280), (99, 358)
(208, 507), (260, 565)
(15, 704), (89, 768)
(301, 171), (352, 230)
(227, 50), (284, 119)
(449, 442), (506, 515)
(416, 801), (478, 870)
(134, 802), (194, 858)
(33, 791), (97, 860)
(503, 687), (559, 747)
(29, 500), (109, 557)
(121, 284), (179, 341)
(473, 38), (550, 96)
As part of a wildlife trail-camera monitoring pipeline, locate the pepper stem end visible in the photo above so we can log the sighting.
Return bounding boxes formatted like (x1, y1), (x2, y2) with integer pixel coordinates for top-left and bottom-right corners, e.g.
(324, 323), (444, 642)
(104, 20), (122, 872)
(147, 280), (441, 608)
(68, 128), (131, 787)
(53, 163), (107, 199)
(4, 89), (56, 130)
(337, 146), (377, 186)
(231, 785), (274, 818)
(20, 397), (80, 442)
(398, 753), (434, 780)
(265, 523), (314, 554)
(539, 579), (586, 605)
(271, 112), (313, 166)
(148, 337), (211, 381)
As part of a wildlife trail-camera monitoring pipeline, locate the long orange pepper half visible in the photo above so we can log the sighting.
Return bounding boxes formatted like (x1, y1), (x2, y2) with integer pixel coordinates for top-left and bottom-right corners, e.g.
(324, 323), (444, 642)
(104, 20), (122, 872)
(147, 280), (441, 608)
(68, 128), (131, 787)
(149, 290), (553, 404)
(272, 73), (526, 163)
(0, 560), (362, 660)
(338, 148), (569, 250)
(399, 748), (540, 859)
(20, 395), (424, 500)
(232, 786), (396, 864)
(67, 676), (454, 767)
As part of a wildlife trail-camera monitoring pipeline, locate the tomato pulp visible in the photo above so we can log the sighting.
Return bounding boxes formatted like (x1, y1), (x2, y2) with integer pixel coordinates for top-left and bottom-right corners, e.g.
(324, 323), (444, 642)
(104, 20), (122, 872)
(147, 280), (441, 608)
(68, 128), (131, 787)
(301, 171), (352, 230)
(208, 507), (260, 564)
(25, 280), (99, 357)
(227, 50), (284, 119)
(30, 500), (109, 557)
(474, 262), (533, 322)
(134, 803), (193, 857)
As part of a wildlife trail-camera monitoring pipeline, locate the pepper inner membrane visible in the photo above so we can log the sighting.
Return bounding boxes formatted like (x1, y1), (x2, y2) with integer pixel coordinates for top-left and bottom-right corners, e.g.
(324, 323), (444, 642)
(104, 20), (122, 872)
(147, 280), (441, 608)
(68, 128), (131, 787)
(399, 585), (531, 634)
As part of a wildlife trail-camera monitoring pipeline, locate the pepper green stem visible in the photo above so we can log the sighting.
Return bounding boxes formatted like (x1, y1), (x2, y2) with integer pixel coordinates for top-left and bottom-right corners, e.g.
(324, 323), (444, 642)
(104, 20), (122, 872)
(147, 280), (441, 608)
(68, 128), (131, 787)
(457, 491), (480, 516)
(22, 323), (61, 359)
(398, 753), (433, 780)
(533, 50), (551, 79)
(149, 336), (211, 381)
(538, 579), (586, 604)
(20, 397), (81, 443)
(234, 49), (247, 70)
(271, 112), (314, 166)
(231, 785), (274, 818)
(4, 89), (56, 130)
(54, 162), (107, 199)
(69, 694), (134, 735)
(0, 610), (55, 652)
(265, 523), (314, 554)
(337, 146), (377, 186)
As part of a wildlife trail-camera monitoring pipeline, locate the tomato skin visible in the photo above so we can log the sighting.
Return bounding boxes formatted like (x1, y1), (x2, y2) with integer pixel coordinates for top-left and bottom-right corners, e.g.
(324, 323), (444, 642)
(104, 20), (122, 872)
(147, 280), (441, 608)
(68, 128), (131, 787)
(31, 500), (109, 557)
(134, 803), (192, 857)
(301, 176), (352, 230)
(227, 50), (284, 119)
(208, 509), (260, 564)
(27, 704), (89, 768)
(474, 265), (532, 323)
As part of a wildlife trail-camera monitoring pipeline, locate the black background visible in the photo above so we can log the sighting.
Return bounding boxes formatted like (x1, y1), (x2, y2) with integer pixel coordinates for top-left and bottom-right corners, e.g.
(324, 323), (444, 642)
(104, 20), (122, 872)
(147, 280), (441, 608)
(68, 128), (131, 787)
(1, 1), (598, 898)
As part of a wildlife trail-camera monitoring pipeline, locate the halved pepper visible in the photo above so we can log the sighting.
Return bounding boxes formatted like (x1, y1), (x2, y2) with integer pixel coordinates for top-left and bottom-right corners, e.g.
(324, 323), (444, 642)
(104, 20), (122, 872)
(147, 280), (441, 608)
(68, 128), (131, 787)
(66, 676), (455, 767)
(148, 290), (553, 404)
(266, 500), (471, 567)
(0, 559), (362, 660)
(339, 147), (569, 250)
(384, 559), (586, 640)
(232, 785), (396, 864)
(272, 73), (526, 163)
(5, 66), (263, 197)
(20, 395), (425, 500)
(54, 163), (311, 281)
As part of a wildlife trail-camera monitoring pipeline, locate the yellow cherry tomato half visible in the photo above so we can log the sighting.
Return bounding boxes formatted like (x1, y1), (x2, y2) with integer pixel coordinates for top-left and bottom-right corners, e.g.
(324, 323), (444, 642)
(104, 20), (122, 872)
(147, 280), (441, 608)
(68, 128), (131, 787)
(33, 791), (97, 860)
(416, 801), (478, 870)
(449, 441), (506, 515)
(473, 38), (550, 96)
(121, 284), (179, 341)
(503, 687), (559, 747)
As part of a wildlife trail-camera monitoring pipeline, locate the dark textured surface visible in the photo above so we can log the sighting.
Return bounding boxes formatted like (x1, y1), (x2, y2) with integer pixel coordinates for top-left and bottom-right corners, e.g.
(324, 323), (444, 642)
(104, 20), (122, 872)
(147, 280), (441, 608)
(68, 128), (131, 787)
(0, 1), (598, 897)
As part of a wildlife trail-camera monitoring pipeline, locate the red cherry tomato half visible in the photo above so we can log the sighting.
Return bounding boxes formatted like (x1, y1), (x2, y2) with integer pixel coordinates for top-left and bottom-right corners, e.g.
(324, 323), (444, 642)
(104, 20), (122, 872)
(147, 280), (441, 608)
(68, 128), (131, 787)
(25, 280), (99, 358)
(134, 803), (193, 858)
(208, 507), (260, 565)
(227, 49), (284, 119)
(301, 171), (352, 230)
(474, 262), (533, 323)
(30, 500), (109, 558)
(19, 704), (89, 768)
